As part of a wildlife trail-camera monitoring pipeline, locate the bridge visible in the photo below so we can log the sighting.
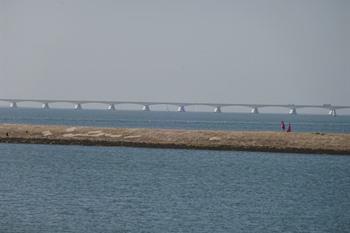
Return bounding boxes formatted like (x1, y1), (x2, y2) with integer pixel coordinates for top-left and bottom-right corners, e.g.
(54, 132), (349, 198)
(0, 98), (349, 116)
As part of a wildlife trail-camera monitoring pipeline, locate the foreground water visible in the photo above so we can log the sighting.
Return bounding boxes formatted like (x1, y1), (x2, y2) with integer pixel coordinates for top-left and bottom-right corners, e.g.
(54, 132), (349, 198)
(1, 144), (349, 233)
(0, 109), (350, 232)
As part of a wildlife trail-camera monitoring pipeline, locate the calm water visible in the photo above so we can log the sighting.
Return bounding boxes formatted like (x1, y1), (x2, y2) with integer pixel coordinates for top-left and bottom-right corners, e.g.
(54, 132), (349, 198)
(0, 109), (350, 232)
(0, 108), (350, 132)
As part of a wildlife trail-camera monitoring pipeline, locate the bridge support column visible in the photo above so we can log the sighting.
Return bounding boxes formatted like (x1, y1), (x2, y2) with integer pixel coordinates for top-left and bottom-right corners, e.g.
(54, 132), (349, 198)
(329, 109), (337, 117)
(142, 105), (150, 111)
(10, 102), (18, 109)
(214, 106), (222, 113)
(107, 104), (116, 111)
(177, 106), (186, 112)
(42, 103), (50, 109)
(289, 107), (297, 115)
(251, 107), (259, 114)
(74, 103), (82, 110)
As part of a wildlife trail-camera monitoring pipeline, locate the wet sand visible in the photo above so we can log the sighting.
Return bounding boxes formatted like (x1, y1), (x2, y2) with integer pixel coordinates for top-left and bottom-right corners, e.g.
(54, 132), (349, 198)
(0, 124), (349, 155)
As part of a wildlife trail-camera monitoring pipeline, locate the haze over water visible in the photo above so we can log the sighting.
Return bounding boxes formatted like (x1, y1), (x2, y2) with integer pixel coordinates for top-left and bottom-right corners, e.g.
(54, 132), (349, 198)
(1, 0), (350, 105)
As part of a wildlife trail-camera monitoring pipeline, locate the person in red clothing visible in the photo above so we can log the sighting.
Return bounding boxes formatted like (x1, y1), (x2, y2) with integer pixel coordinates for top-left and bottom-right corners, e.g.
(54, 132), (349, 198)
(287, 123), (292, 132)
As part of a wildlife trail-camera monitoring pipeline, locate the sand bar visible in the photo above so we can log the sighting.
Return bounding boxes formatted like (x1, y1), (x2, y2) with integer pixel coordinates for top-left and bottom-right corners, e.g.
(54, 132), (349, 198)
(0, 124), (349, 155)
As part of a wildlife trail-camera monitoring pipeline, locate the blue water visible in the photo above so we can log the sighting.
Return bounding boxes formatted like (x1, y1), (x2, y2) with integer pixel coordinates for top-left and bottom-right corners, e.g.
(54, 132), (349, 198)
(1, 108), (350, 132)
(0, 109), (350, 232)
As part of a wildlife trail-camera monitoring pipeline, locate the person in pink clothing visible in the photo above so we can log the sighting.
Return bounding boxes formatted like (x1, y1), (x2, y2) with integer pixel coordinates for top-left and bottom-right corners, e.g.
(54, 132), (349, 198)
(280, 121), (286, 131)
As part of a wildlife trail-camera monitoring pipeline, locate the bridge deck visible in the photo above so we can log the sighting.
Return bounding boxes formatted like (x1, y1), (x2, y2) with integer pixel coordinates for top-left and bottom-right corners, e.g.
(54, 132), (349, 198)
(0, 98), (348, 109)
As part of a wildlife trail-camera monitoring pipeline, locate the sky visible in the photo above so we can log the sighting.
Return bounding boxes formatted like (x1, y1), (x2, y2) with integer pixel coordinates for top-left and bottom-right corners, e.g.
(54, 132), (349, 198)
(1, 0), (349, 106)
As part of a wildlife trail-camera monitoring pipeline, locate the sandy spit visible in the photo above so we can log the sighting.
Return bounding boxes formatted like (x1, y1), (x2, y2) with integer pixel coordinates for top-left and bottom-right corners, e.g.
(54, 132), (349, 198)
(0, 124), (349, 155)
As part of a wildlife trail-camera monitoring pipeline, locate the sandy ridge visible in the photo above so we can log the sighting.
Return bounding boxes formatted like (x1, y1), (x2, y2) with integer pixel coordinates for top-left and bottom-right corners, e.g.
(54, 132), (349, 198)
(0, 124), (349, 155)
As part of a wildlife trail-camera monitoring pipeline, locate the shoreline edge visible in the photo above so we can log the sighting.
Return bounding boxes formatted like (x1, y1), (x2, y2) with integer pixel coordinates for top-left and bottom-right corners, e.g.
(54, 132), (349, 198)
(0, 124), (350, 155)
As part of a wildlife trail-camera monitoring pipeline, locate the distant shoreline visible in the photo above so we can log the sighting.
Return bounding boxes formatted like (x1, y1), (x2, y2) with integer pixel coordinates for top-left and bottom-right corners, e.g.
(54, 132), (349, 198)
(0, 124), (349, 155)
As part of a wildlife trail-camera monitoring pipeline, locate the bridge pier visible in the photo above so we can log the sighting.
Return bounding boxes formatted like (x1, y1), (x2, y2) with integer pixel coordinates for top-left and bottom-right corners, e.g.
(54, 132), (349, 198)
(177, 106), (186, 112)
(10, 102), (18, 109)
(42, 103), (50, 109)
(142, 105), (150, 111)
(251, 107), (259, 114)
(74, 103), (82, 110)
(289, 107), (297, 115)
(329, 109), (337, 117)
(214, 106), (222, 113)
(107, 104), (116, 111)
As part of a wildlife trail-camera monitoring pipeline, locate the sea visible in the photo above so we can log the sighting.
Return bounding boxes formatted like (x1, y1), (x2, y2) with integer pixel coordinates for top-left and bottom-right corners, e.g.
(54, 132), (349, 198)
(0, 108), (349, 233)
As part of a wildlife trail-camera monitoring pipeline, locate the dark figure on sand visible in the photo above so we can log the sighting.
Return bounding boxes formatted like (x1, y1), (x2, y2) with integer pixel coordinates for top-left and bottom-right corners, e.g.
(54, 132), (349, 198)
(280, 121), (286, 131)
(287, 123), (292, 132)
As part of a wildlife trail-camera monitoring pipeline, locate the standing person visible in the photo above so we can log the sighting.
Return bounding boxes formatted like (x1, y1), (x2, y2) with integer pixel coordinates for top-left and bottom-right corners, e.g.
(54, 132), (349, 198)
(287, 123), (292, 132)
(280, 121), (286, 131)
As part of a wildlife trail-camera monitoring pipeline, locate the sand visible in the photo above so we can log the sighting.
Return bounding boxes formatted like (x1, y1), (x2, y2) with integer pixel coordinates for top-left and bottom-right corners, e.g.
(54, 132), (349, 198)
(0, 124), (349, 155)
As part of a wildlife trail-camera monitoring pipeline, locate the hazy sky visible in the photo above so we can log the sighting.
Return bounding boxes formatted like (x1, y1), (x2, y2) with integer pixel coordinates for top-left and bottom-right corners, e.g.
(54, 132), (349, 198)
(1, 0), (349, 105)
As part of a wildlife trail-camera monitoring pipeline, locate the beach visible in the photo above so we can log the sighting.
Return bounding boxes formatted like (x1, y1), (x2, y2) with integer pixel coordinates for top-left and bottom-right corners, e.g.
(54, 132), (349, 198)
(0, 124), (349, 155)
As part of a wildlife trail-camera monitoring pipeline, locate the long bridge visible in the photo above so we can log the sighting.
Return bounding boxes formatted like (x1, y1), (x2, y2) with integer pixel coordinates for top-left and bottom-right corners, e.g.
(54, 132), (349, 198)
(0, 98), (349, 116)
